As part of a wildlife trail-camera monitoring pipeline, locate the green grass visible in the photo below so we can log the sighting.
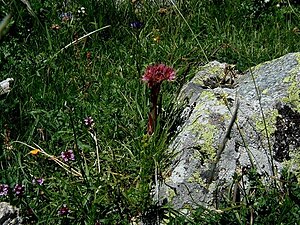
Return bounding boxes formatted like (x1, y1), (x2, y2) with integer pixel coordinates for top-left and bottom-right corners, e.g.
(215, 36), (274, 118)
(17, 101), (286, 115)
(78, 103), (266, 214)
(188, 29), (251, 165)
(1, 0), (300, 224)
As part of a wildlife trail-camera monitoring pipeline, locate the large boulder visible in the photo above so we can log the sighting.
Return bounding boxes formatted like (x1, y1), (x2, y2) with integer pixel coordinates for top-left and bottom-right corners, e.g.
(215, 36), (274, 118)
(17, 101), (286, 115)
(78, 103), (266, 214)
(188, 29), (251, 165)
(158, 53), (300, 212)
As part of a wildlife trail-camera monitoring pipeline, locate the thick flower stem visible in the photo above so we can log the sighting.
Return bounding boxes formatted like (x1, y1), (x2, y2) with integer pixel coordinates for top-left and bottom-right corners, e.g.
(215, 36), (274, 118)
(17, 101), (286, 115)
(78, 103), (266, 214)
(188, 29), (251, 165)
(142, 63), (175, 135)
(147, 84), (161, 135)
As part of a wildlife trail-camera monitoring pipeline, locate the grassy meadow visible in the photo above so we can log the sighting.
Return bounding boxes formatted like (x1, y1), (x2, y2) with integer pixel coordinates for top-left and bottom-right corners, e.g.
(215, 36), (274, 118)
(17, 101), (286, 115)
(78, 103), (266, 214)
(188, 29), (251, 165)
(1, 0), (300, 224)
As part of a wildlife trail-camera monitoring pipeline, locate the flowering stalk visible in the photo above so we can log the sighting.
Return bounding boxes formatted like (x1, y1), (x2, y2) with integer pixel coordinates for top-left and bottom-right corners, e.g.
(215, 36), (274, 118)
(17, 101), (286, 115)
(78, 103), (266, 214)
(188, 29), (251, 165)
(84, 116), (101, 173)
(148, 83), (160, 135)
(142, 64), (175, 135)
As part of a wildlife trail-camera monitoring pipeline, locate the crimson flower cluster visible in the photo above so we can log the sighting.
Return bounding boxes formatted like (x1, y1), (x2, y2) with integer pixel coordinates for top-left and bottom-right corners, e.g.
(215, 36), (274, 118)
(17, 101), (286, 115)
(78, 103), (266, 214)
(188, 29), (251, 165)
(142, 64), (175, 88)
(142, 64), (176, 135)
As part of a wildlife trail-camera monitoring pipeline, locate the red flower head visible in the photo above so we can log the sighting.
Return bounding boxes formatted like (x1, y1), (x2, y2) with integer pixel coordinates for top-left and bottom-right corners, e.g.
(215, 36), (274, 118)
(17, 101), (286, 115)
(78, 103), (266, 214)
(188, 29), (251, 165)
(142, 64), (175, 88)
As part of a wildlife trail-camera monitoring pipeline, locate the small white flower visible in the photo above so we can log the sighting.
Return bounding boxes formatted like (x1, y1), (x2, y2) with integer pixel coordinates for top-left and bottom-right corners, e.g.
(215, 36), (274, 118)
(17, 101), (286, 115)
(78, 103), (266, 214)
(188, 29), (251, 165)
(264, 0), (270, 3)
(78, 7), (86, 15)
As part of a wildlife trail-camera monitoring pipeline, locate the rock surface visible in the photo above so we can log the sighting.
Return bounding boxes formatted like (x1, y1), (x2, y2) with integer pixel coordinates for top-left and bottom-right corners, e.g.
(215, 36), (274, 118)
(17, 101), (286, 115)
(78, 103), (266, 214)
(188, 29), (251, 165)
(0, 202), (22, 225)
(158, 53), (300, 212)
(0, 78), (14, 96)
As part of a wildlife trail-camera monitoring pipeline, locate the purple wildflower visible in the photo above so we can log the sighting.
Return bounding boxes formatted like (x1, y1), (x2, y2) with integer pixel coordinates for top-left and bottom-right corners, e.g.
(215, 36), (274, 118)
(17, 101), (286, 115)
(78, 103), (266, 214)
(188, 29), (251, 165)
(32, 177), (44, 185)
(130, 21), (143, 29)
(61, 150), (75, 162)
(84, 116), (94, 127)
(0, 184), (9, 196)
(58, 204), (71, 216)
(13, 184), (25, 196)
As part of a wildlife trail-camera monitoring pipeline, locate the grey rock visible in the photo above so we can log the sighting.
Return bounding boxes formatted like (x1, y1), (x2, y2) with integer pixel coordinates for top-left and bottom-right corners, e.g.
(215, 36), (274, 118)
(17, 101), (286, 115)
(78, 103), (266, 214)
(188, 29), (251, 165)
(0, 78), (14, 96)
(158, 53), (300, 213)
(0, 202), (22, 225)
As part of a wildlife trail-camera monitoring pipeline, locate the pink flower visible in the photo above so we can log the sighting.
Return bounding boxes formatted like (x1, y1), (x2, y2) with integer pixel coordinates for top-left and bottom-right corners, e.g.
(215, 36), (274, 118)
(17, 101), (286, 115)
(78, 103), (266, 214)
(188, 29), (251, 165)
(61, 150), (75, 162)
(84, 116), (94, 127)
(0, 184), (9, 196)
(142, 64), (175, 88)
(13, 184), (25, 196)
(32, 177), (44, 185)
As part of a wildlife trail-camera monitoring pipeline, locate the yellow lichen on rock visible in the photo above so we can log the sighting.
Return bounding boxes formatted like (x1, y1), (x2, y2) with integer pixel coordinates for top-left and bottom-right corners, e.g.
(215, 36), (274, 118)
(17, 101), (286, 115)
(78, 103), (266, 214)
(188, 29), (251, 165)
(255, 109), (279, 138)
(283, 54), (300, 112)
(192, 62), (225, 86)
(188, 171), (206, 187)
(283, 72), (300, 113)
(167, 188), (177, 202)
